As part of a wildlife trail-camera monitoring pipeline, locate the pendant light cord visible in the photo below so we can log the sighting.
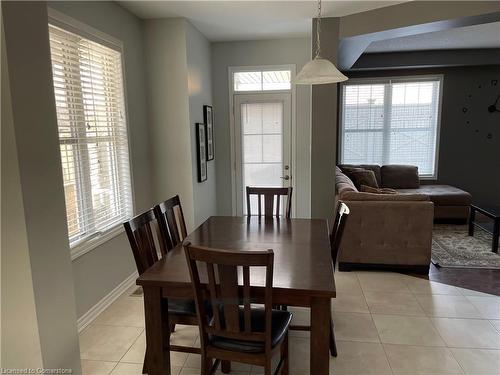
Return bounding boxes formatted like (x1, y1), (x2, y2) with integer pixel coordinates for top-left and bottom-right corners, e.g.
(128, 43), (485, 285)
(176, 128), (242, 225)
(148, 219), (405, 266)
(315, 0), (322, 58)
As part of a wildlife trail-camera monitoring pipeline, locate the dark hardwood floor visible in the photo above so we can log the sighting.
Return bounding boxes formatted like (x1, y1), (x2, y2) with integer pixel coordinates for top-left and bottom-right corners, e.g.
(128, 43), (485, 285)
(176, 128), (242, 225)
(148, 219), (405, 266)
(407, 264), (500, 296)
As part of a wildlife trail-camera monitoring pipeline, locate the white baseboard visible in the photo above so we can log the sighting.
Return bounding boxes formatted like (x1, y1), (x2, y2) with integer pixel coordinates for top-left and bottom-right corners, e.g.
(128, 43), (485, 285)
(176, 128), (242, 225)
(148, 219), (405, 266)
(77, 271), (139, 332)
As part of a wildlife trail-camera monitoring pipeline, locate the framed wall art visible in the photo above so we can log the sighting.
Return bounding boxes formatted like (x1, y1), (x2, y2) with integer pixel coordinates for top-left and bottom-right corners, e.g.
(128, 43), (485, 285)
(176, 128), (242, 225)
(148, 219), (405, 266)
(203, 105), (215, 160)
(195, 123), (207, 182)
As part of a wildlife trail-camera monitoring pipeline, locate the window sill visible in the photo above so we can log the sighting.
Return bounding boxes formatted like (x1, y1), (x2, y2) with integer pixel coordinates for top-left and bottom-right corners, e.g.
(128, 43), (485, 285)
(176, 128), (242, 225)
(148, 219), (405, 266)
(71, 225), (124, 261)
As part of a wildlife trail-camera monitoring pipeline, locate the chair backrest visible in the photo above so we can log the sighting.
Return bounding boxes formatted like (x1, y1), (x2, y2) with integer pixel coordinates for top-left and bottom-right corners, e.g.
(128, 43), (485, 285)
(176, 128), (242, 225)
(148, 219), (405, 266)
(246, 187), (293, 218)
(154, 195), (188, 251)
(184, 243), (274, 353)
(330, 201), (350, 267)
(124, 209), (168, 275)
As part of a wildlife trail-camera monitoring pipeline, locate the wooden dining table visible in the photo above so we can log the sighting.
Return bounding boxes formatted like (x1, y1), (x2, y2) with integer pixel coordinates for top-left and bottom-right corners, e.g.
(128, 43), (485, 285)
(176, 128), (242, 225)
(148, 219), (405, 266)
(136, 216), (336, 375)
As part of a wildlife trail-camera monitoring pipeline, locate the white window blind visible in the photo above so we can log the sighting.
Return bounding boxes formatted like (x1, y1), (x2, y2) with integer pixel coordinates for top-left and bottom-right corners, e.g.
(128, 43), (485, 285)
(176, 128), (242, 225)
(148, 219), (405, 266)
(340, 77), (442, 178)
(49, 24), (133, 247)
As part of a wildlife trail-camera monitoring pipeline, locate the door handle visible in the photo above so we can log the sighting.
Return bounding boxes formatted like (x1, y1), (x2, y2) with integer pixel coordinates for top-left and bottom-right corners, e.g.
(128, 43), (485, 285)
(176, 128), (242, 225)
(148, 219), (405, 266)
(280, 175), (290, 181)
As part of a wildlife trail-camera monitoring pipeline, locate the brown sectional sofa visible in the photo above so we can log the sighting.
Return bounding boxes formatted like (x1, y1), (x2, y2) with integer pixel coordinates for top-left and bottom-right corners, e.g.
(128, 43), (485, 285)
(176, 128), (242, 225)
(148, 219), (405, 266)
(335, 165), (434, 273)
(339, 164), (472, 221)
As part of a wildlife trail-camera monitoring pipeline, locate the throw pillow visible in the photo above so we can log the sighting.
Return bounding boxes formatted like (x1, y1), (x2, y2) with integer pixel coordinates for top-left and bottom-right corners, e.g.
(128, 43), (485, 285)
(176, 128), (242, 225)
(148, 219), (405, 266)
(360, 185), (398, 194)
(349, 169), (379, 190)
(340, 166), (364, 182)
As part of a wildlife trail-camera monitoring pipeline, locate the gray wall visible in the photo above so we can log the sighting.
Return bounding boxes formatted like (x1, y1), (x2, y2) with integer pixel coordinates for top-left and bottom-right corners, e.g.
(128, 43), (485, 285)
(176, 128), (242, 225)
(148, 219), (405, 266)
(211, 38), (312, 217)
(46, 1), (152, 317)
(143, 18), (197, 231)
(2, 2), (81, 371)
(347, 65), (500, 206)
(1, 12), (43, 367)
(186, 22), (218, 225)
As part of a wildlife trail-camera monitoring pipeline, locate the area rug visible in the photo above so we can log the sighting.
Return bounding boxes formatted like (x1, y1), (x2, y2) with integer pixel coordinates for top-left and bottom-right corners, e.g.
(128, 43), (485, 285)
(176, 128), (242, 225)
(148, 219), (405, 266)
(432, 224), (500, 269)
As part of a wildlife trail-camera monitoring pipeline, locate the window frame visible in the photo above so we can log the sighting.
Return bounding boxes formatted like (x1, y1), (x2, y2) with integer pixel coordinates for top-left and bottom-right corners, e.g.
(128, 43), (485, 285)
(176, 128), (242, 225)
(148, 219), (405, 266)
(339, 75), (444, 180)
(48, 8), (135, 260)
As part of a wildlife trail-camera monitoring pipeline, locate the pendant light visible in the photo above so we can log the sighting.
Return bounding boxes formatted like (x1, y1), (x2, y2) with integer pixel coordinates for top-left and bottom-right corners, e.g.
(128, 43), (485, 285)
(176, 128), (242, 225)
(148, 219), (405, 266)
(294, 0), (348, 85)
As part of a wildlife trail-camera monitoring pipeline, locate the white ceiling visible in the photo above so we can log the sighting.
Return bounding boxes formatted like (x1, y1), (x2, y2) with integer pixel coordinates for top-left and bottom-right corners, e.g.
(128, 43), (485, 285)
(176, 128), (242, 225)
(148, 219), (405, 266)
(366, 21), (500, 53)
(119, 1), (406, 41)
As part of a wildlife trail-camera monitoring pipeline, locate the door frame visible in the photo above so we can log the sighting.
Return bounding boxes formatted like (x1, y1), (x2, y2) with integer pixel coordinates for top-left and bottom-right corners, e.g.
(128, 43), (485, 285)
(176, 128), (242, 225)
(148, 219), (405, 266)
(228, 64), (297, 216)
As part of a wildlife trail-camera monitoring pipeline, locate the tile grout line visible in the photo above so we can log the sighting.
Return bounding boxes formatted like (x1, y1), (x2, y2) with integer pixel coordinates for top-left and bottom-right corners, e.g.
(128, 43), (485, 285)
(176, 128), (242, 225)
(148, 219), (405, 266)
(447, 345), (469, 375)
(117, 326), (145, 365)
(354, 271), (397, 375)
(114, 327), (145, 371)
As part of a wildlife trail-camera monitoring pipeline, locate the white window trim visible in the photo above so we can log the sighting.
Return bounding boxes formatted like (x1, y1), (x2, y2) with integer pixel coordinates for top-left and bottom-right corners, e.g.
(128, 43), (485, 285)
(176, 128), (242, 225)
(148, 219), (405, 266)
(339, 74), (444, 180)
(48, 8), (136, 261)
(228, 64), (297, 216)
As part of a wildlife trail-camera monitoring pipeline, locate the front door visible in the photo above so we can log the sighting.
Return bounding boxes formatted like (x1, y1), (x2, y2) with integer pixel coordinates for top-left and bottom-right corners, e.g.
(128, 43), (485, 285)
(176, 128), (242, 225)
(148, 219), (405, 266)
(234, 93), (292, 215)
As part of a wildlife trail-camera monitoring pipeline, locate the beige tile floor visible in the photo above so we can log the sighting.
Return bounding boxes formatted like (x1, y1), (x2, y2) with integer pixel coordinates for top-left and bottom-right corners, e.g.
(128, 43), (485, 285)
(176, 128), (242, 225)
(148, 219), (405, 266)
(79, 271), (500, 375)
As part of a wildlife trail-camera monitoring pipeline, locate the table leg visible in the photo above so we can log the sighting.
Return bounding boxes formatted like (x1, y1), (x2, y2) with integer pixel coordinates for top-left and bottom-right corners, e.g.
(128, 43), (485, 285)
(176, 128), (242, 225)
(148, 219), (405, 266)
(310, 297), (331, 375)
(143, 286), (170, 375)
(468, 207), (476, 236)
(493, 220), (499, 253)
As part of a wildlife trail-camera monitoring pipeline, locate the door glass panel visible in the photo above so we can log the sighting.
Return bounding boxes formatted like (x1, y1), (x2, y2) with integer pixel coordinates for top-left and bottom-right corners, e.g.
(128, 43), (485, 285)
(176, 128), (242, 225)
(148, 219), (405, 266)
(241, 102), (284, 214)
(243, 135), (262, 162)
(262, 135), (281, 162)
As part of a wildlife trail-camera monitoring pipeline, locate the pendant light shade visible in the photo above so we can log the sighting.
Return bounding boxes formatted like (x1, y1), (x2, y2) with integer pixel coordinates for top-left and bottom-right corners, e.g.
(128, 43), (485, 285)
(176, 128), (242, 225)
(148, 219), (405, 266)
(294, 0), (348, 85)
(294, 56), (348, 85)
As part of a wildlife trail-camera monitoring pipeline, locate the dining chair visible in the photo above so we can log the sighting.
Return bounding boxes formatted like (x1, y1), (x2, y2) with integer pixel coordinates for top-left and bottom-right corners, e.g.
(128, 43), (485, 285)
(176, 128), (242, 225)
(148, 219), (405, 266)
(153, 195), (190, 334)
(184, 243), (292, 375)
(288, 201), (350, 357)
(124, 209), (201, 374)
(153, 194), (188, 250)
(330, 201), (350, 270)
(246, 187), (293, 218)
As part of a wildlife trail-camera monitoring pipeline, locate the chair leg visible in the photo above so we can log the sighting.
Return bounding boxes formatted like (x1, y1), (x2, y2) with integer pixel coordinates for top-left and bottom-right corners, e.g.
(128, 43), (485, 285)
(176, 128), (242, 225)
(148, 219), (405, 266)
(265, 359), (273, 375)
(142, 349), (148, 374)
(329, 317), (337, 357)
(169, 322), (176, 333)
(221, 360), (231, 373)
(201, 354), (212, 375)
(281, 333), (289, 375)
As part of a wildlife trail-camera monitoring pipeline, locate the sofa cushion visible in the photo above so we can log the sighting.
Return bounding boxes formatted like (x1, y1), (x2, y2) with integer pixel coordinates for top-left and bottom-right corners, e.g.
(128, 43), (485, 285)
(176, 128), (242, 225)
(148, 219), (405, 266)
(339, 166), (364, 182)
(360, 185), (398, 194)
(381, 165), (420, 189)
(335, 170), (358, 196)
(339, 164), (381, 186)
(341, 192), (429, 201)
(350, 169), (379, 189)
(396, 185), (472, 206)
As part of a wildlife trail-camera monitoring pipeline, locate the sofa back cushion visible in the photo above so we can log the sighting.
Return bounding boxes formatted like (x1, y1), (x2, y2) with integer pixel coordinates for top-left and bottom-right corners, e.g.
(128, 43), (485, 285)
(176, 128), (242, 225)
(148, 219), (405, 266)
(339, 164), (381, 186)
(381, 165), (420, 189)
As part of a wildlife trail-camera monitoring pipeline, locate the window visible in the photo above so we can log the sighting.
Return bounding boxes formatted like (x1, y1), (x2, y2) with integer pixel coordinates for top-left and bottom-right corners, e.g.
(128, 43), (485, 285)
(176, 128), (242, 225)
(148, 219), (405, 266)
(340, 77), (442, 178)
(49, 24), (133, 247)
(233, 70), (291, 91)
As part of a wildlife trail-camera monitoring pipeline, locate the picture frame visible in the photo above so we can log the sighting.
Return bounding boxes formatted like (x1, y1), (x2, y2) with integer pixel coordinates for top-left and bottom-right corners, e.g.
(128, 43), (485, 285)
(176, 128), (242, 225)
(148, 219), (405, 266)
(195, 123), (207, 182)
(203, 105), (215, 161)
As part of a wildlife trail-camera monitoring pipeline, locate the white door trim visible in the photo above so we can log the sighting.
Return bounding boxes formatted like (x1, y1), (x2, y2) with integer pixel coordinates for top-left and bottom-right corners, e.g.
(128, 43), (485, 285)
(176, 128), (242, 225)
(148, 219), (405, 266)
(228, 64), (297, 216)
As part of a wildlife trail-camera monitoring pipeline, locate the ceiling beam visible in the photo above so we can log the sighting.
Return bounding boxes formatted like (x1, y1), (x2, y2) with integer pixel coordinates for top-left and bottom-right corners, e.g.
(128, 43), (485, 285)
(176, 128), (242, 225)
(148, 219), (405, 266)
(338, 2), (500, 70)
(351, 49), (500, 71)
